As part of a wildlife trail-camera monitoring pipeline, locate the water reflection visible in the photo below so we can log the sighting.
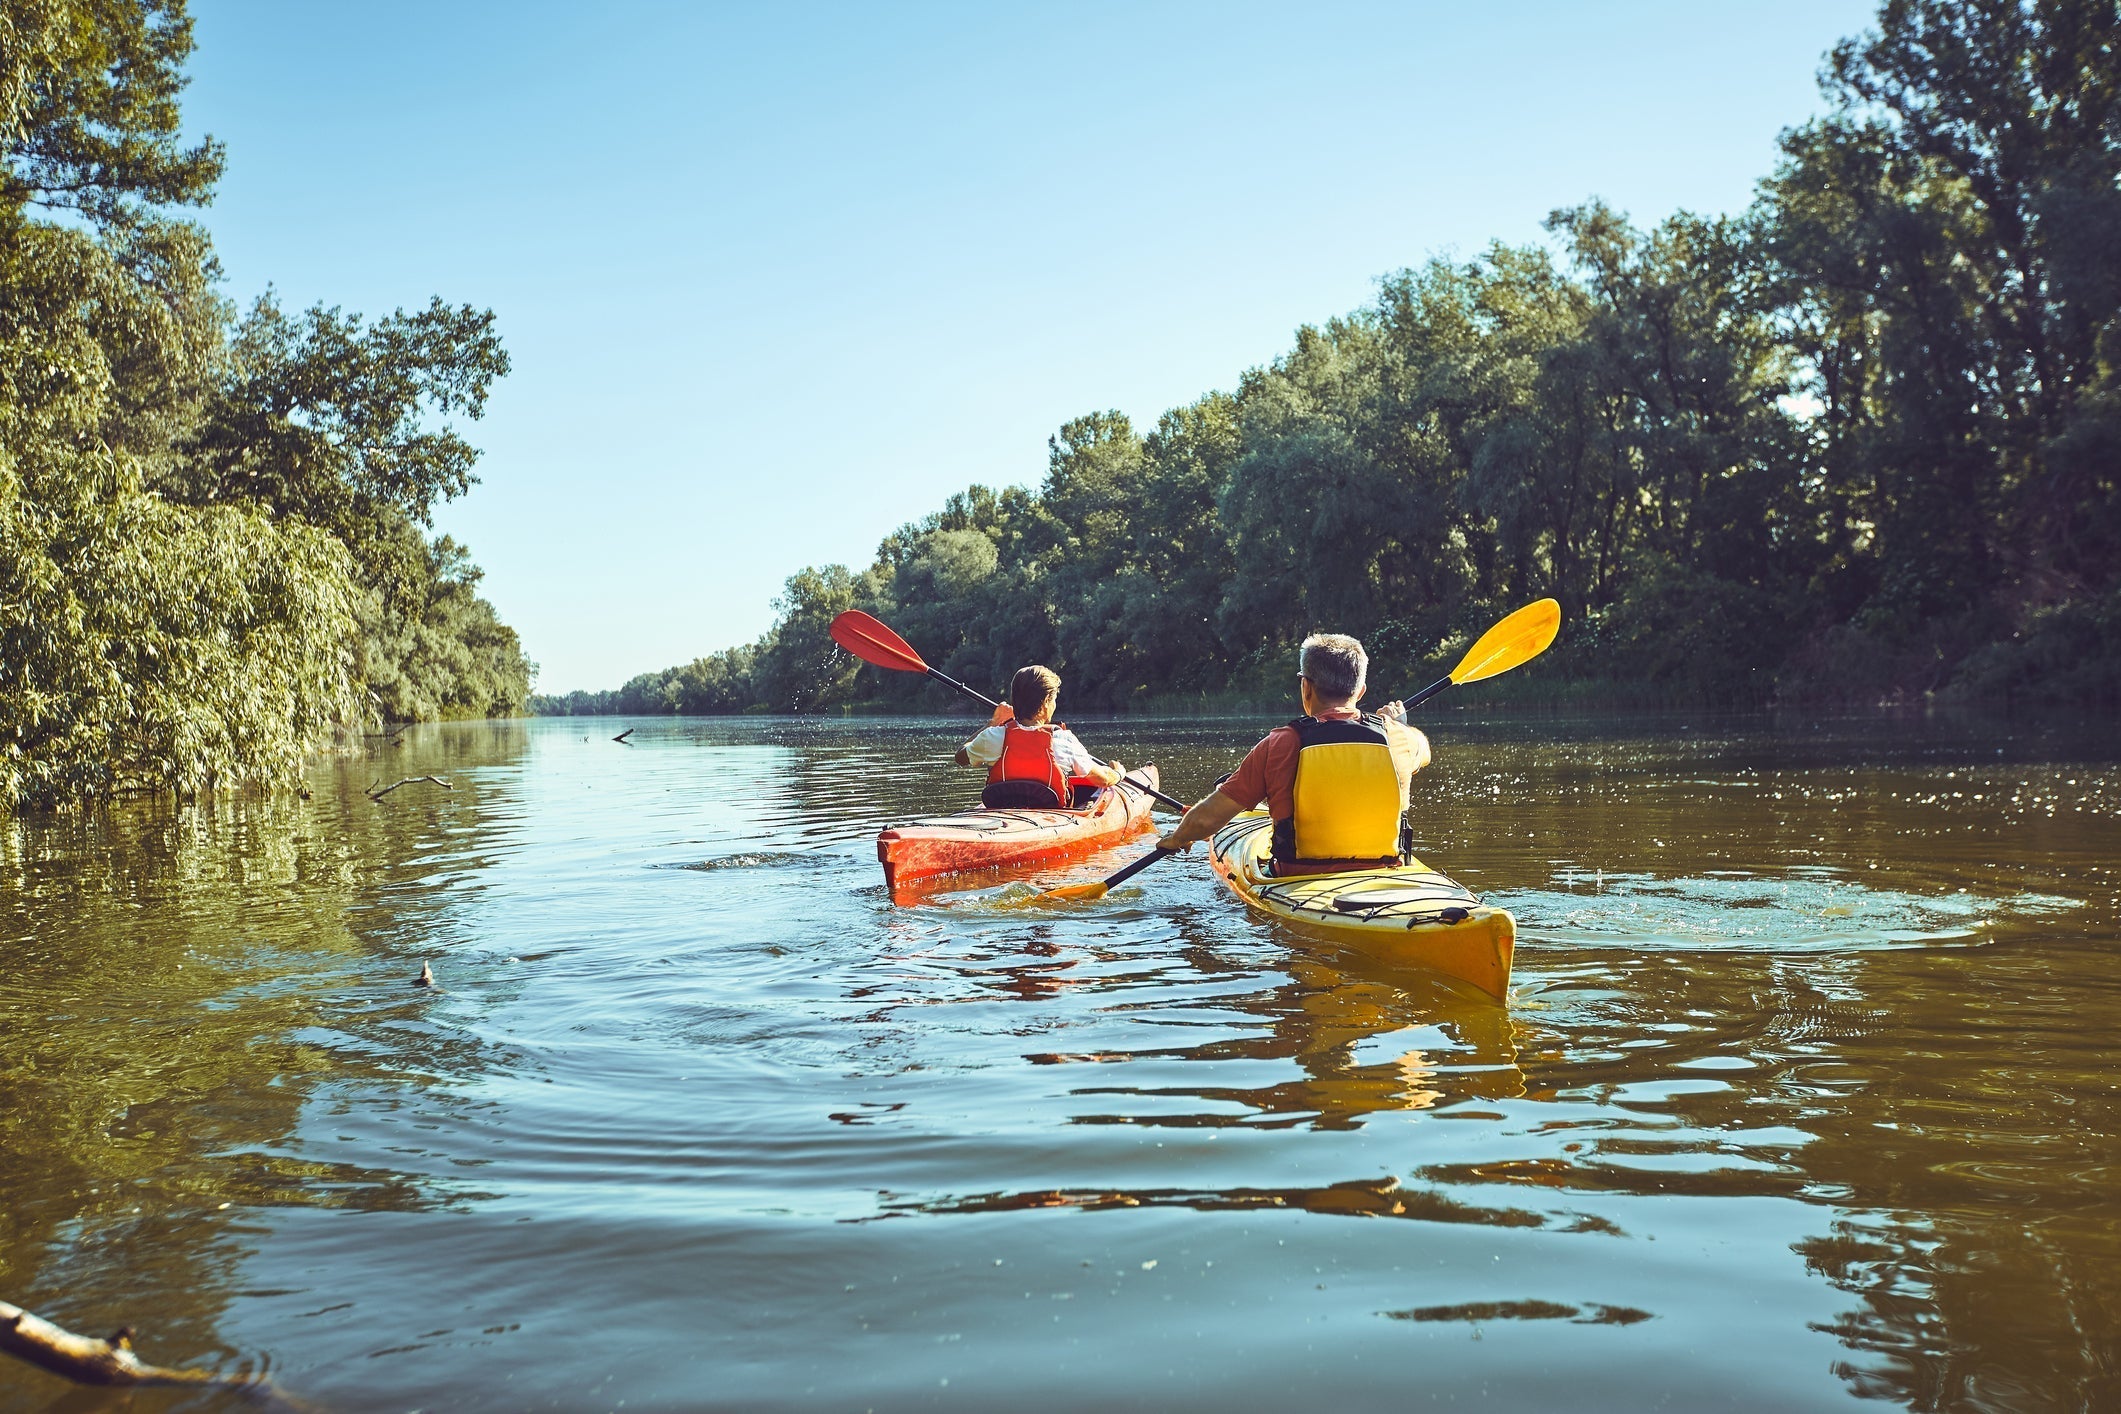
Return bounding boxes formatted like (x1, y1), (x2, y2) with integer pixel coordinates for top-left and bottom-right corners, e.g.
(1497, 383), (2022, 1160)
(1021, 956), (1526, 1130)
(832, 711), (2121, 1409)
(3, 711), (2117, 1412)
(1, 725), (533, 1404)
(868, 1172), (1594, 1232)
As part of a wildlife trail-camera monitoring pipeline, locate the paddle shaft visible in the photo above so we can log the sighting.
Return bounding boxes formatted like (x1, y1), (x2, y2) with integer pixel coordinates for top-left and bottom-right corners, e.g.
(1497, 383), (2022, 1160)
(1099, 846), (1176, 892)
(1067, 675), (1450, 900)
(1047, 600), (1557, 903)
(925, 668), (1188, 812)
(1401, 673), (1455, 711)
(924, 665), (999, 709)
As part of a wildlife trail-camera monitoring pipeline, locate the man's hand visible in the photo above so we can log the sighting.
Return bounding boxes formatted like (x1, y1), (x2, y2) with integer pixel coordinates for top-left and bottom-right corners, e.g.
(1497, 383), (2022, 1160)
(989, 702), (1015, 726)
(1157, 791), (1244, 854)
(1378, 699), (1407, 723)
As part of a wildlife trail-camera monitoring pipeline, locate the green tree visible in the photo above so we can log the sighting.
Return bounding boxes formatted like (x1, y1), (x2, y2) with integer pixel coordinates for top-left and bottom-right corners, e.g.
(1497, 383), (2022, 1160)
(1764, 0), (2121, 631)
(163, 292), (525, 723)
(2, 0), (531, 805)
(169, 293), (509, 553)
(1, 0), (364, 806)
(356, 532), (532, 721)
(750, 564), (867, 712)
(1, 0), (223, 223)
(565, 0), (2121, 714)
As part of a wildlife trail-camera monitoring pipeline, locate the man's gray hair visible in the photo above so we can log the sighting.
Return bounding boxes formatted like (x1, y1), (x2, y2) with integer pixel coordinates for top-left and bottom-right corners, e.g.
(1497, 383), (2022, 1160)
(1299, 633), (1367, 702)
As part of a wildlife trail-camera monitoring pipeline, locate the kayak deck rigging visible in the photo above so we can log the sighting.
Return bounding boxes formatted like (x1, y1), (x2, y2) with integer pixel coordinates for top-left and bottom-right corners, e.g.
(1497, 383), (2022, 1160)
(1207, 811), (1515, 999)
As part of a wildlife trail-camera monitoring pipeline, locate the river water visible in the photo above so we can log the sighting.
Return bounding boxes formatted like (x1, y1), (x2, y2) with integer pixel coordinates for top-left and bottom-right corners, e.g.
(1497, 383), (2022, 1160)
(2, 712), (2116, 1412)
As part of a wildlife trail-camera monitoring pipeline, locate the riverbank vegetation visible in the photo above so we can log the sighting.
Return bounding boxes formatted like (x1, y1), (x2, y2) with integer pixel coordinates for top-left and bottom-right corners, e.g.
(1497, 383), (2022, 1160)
(1, 1), (530, 808)
(543, 0), (2121, 719)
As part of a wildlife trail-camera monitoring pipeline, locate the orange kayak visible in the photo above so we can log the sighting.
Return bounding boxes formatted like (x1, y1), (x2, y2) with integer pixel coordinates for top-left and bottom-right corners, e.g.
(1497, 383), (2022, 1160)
(878, 767), (1161, 894)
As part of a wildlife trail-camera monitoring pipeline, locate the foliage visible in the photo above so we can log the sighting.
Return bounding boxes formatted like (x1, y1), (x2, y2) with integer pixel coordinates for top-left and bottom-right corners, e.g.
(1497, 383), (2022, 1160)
(1949, 585), (2121, 706)
(163, 290), (530, 722)
(552, 0), (2120, 717)
(0, 0), (224, 223)
(0, 216), (363, 803)
(529, 644), (757, 718)
(0, 0), (526, 809)
(1762, 0), (2121, 625)
(357, 532), (532, 722)
(168, 292), (509, 552)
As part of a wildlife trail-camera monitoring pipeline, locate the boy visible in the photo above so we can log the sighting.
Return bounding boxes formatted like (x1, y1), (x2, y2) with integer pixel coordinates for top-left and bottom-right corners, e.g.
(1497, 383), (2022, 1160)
(955, 665), (1125, 809)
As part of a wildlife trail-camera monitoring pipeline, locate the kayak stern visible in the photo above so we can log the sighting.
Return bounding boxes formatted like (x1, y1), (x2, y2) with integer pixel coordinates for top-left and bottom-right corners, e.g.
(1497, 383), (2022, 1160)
(879, 766), (1160, 894)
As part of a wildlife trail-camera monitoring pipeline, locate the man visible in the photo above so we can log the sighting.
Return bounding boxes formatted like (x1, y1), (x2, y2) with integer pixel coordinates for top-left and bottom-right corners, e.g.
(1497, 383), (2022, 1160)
(1156, 633), (1428, 872)
(956, 664), (1125, 809)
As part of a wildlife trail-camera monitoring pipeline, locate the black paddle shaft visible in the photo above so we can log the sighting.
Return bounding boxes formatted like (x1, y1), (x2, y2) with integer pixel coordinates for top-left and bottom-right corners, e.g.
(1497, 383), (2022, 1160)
(925, 668), (1188, 812)
(1400, 673), (1456, 711)
(925, 666), (1000, 708)
(1101, 846), (1177, 891)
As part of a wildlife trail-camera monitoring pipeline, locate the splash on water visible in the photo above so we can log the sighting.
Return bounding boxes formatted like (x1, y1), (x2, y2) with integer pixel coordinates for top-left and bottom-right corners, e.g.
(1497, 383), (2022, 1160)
(1500, 868), (2082, 951)
(660, 850), (845, 873)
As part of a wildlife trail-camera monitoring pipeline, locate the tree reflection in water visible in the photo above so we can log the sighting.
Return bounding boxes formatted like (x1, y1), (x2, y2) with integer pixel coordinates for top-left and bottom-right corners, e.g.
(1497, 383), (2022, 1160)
(0, 725), (531, 1396)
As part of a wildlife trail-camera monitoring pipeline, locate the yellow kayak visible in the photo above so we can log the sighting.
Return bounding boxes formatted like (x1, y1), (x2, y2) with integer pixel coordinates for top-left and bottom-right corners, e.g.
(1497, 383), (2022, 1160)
(1207, 812), (1515, 1000)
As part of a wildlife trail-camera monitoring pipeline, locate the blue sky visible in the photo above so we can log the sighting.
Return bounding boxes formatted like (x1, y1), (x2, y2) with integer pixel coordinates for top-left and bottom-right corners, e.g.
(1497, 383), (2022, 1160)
(184, 1), (1877, 692)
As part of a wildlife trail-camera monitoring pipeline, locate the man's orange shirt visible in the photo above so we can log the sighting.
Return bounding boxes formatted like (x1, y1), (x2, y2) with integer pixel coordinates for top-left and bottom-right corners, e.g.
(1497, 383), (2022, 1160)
(1217, 707), (1431, 819)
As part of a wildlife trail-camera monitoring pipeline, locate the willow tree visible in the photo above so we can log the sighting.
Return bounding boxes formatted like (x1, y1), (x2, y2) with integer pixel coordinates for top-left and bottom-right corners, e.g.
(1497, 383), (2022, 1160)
(1, 0), (529, 807)
(0, 0), (364, 805)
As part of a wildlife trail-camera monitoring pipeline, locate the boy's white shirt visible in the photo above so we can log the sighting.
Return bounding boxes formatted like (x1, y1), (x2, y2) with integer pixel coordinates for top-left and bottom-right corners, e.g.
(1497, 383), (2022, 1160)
(960, 723), (1099, 778)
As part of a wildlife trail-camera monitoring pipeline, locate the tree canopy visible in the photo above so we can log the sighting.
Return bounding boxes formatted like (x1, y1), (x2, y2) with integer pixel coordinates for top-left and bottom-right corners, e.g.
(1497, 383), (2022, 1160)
(2, 0), (529, 809)
(545, 0), (2121, 719)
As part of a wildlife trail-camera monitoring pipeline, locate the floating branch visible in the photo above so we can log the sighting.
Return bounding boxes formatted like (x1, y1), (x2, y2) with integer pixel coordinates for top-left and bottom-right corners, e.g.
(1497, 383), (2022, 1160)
(366, 775), (453, 801)
(613, 728), (635, 743)
(1, 1300), (268, 1393)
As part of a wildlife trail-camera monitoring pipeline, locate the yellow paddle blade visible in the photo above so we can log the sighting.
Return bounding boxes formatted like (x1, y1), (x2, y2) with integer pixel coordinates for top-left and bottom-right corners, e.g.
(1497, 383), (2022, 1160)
(1036, 881), (1110, 902)
(987, 879), (1108, 907)
(1450, 598), (1561, 685)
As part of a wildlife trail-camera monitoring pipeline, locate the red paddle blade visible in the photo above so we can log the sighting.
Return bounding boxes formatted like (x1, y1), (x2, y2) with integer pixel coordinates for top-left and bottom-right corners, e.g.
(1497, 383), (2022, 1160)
(830, 610), (929, 674)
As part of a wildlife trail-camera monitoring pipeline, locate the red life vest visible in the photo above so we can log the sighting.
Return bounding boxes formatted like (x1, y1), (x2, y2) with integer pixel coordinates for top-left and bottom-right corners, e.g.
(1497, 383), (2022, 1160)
(987, 721), (1072, 805)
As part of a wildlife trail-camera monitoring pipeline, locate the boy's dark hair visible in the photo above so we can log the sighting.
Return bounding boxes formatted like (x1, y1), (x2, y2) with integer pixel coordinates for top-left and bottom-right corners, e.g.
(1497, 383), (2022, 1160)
(1010, 665), (1061, 719)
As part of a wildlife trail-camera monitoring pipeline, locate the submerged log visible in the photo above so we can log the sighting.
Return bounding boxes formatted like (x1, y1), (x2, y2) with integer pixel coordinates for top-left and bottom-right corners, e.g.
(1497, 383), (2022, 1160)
(0, 1300), (264, 1390)
(366, 775), (453, 801)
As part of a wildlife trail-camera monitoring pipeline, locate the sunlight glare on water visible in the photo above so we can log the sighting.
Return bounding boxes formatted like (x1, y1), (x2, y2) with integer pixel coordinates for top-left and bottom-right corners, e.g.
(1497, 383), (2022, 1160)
(1, 712), (2116, 1412)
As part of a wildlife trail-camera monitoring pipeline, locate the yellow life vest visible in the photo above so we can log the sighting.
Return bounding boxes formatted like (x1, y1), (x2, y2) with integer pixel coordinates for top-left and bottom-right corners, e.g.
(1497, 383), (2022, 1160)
(1272, 713), (1404, 866)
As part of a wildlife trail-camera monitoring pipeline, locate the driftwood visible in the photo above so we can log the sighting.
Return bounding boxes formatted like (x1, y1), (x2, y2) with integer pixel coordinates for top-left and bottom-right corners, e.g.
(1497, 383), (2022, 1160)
(366, 775), (452, 801)
(612, 728), (635, 743)
(0, 1300), (266, 1391)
